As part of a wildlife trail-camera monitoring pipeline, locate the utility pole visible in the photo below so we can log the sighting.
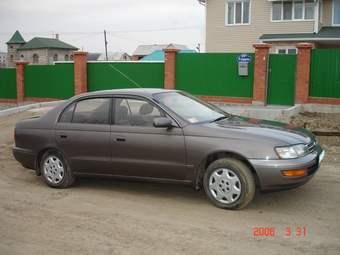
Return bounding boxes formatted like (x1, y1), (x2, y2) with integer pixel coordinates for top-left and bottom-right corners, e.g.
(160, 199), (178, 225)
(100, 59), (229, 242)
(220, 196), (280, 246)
(104, 30), (108, 61)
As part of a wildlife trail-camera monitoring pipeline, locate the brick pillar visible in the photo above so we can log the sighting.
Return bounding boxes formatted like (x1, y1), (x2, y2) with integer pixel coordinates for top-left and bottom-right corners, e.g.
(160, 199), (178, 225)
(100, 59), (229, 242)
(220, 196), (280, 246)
(163, 45), (180, 90)
(73, 51), (88, 95)
(15, 61), (30, 102)
(252, 43), (271, 106)
(295, 43), (313, 104)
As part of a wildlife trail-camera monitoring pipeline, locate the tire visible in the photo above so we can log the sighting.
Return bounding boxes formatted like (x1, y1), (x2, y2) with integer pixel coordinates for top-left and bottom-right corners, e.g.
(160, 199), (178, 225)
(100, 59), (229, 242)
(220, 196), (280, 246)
(40, 150), (75, 188)
(203, 158), (255, 210)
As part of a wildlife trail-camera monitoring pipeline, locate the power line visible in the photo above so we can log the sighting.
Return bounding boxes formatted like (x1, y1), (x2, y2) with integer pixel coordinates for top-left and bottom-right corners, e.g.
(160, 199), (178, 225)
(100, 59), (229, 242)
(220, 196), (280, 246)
(106, 25), (203, 34)
(0, 25), (204, 37)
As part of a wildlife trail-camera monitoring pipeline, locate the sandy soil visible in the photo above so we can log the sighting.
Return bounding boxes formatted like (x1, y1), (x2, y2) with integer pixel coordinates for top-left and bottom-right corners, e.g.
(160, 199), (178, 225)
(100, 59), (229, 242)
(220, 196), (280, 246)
(0, 109), (339, 255)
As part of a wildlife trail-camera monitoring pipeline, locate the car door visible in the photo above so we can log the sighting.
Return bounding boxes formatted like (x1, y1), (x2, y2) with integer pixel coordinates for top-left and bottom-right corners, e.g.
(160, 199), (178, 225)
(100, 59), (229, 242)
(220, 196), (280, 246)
(55, 97), (112, 174)
(111, 96), (187, 180)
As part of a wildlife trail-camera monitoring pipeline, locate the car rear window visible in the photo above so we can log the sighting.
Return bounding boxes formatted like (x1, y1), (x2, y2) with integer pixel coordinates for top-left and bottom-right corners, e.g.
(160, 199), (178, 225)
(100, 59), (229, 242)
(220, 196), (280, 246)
(60, 98), (111, 125)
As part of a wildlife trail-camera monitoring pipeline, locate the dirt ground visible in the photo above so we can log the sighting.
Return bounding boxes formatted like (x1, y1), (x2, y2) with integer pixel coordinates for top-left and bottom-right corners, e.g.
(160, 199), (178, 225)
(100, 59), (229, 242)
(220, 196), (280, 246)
(0, 108), (339, 255)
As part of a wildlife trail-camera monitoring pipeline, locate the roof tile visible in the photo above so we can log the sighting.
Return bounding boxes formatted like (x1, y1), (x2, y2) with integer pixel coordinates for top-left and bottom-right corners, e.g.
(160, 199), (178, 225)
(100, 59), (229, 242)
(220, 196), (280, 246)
(18, 37), (78, 50)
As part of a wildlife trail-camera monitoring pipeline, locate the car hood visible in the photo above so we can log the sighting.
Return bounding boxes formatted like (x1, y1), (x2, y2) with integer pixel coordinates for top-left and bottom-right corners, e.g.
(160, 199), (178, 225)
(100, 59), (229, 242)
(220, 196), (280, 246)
(199, 115), (315, 145)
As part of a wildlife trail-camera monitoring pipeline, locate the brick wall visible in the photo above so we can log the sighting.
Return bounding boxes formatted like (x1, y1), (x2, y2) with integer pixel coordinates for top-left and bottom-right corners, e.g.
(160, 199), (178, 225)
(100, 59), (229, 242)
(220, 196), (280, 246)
(163, 47), (180, 90)
(73, 51), (88, 95)
(295, 43), (313, 104)
(198, 96), (253, 104)
(15, 61), (29, 102)
(252, 43), (271, 105)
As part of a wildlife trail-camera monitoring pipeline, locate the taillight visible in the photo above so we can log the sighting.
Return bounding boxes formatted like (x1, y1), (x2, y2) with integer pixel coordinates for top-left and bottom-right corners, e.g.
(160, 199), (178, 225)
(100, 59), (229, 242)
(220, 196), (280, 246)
(14, 132), (17, 141)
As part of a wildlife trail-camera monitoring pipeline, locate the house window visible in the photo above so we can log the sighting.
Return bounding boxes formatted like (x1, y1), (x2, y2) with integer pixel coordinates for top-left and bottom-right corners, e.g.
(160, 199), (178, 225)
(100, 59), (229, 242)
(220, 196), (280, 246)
(305, 0), (314, 19)
(294, 1), (303, 19)
(334, 1), (340, 25)
(54, 54), (58, 61)
(272, 0), (315, 21)
(65, 55), (69, 61)
(319, 1), (323, 23)
(226, 1), (250, 25)
(277, 47), (297, 54)
(33, 54), (39, 63)
(283, 2), (293, 20)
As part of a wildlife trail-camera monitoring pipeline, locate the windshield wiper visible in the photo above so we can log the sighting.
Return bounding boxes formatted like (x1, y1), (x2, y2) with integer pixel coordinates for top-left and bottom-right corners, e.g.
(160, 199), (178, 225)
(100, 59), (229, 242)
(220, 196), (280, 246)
(210, 114), (233, 123)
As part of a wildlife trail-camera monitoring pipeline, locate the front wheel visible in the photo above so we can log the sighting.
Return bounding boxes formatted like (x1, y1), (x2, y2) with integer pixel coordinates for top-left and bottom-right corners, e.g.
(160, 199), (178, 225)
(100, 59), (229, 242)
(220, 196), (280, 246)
(203, 158), (255, 210)
(40, 150), (75, 188)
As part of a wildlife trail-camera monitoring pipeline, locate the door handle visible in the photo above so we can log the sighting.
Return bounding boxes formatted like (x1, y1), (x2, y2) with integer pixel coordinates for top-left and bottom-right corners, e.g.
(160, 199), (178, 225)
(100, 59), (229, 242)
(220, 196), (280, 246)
(114, 136), (125, 142)
(58, 134), (68, 139)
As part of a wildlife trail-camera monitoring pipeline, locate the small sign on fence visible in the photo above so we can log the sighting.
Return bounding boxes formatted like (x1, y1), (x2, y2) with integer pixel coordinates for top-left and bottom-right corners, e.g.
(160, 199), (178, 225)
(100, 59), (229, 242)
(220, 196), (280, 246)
(236, 54), (252, 63)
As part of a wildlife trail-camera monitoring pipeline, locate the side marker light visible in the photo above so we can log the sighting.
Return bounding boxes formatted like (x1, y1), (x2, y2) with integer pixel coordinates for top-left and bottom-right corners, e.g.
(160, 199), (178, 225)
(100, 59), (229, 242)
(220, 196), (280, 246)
(281, 169), (307, 177)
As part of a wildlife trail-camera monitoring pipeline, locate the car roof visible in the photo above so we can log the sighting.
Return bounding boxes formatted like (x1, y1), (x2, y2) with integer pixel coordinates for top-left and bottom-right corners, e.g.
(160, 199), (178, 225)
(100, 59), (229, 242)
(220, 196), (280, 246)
(71, 88), (178, 100)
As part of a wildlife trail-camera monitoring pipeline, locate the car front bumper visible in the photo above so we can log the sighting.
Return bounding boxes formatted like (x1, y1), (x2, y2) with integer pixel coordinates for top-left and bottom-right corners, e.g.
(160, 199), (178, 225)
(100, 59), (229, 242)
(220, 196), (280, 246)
(249, 145), (325, 192)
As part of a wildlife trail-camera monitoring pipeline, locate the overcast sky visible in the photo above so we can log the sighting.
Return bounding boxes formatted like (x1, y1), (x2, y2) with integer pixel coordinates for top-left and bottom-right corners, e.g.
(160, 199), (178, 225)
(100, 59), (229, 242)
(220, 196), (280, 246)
(0, 0), (205, 55)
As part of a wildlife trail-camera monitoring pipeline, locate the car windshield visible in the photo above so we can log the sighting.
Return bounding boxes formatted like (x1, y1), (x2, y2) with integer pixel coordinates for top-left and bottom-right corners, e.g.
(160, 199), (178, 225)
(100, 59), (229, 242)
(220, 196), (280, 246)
(154, 91), (230, 123)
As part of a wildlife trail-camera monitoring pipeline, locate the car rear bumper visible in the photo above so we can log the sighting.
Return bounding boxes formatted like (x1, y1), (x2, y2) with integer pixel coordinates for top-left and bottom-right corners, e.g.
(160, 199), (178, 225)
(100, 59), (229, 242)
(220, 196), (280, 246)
(250, 146), (324, 192)
(12, 147), (37, 170)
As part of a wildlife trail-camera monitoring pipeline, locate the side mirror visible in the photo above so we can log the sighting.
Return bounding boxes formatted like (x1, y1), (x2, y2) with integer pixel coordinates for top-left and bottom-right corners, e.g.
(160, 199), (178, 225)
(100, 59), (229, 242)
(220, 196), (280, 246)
(153, 117), (172, 128)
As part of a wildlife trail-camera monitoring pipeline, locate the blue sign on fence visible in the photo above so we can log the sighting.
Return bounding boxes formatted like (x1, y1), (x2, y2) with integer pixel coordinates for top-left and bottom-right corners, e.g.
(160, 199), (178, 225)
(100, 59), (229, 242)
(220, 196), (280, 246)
(236, 54), (252, 63)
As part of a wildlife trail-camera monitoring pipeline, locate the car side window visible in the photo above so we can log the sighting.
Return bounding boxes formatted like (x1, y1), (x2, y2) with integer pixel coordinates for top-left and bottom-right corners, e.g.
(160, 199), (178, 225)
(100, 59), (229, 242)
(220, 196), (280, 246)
(115, 98), (164, 126)
(60, 98), (111, 125)
(59, 104), (75, 123)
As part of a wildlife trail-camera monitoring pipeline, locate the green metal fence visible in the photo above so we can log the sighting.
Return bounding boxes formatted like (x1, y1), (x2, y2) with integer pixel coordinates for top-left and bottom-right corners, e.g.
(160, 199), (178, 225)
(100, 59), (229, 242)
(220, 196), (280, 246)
(24, 64), (74, 99)
(0, 68), (16, 99)
(310, 49), (340, 98)
(175, 53), (254, 97)
(87, 62), (164, 92)
(2, 50), (340, 103)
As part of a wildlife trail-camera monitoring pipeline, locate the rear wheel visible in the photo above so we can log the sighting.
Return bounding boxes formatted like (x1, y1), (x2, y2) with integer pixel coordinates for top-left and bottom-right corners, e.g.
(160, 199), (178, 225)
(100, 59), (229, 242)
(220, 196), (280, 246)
(203, 158), (255, 210)
(41, 150), (75, 188)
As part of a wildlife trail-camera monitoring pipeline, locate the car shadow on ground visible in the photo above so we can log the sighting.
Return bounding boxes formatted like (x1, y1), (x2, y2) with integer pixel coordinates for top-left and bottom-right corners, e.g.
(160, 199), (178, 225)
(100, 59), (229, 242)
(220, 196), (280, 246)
(65, 176), (316, 212)
(72, 177), (206, 199)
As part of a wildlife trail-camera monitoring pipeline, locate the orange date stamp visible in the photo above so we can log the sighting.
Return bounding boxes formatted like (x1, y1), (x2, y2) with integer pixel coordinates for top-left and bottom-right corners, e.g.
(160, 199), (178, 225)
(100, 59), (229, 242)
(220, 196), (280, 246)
(253, 227), (307, 237)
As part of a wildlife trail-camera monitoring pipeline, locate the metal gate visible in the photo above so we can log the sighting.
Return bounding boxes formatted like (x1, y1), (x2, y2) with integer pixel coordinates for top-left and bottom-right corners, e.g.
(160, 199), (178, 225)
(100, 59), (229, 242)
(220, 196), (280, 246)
(267, 54), (296, 106)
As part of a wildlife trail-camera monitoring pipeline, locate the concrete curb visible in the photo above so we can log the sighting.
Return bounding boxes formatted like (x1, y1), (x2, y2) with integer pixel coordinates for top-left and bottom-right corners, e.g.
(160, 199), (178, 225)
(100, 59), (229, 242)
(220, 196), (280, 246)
(282, 105), (303, 122)
(302, 104), (340, 113)
(218, 105), (293, 121)
(0, 101), (64, 118)
(218, 103), (340, 121)
(1, 101), (338, 122)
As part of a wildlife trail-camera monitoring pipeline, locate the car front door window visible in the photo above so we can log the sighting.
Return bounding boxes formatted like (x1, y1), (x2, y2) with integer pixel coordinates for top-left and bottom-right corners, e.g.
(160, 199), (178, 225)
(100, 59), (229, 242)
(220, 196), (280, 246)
(115, 98), (164, 126)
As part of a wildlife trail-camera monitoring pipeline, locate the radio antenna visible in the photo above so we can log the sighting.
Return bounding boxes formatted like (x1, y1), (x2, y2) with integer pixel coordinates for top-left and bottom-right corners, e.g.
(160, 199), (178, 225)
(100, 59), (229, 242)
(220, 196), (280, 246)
(109, 64), (143, 89)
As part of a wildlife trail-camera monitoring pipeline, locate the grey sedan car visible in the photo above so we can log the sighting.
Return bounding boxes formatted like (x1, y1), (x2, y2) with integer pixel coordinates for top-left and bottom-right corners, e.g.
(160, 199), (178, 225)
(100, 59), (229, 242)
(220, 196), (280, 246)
(13, 89), (325, 210)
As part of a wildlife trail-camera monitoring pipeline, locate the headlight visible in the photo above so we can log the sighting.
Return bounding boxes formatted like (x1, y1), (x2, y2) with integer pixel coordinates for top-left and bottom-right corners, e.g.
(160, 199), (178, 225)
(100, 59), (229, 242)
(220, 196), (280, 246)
(275, 144), (309, 159)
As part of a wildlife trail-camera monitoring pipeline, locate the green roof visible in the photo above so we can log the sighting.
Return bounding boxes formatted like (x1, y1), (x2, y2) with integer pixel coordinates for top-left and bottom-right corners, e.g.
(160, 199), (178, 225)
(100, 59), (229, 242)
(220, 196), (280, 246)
(260, 27), (340, 41)
(18, 37), (78, 50)
(6, 30), (26, 44)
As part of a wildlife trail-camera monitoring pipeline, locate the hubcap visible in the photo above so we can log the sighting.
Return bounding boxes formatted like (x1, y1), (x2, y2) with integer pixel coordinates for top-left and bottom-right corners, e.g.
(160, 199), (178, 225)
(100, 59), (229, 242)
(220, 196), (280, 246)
(208, 168), (241, 204)
(43, 156), (64, 184)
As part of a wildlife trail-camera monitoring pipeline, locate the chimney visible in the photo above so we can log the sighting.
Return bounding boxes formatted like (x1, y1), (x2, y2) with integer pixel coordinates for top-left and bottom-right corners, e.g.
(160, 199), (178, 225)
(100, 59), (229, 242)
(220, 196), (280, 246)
(56, 34), (59, 40)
